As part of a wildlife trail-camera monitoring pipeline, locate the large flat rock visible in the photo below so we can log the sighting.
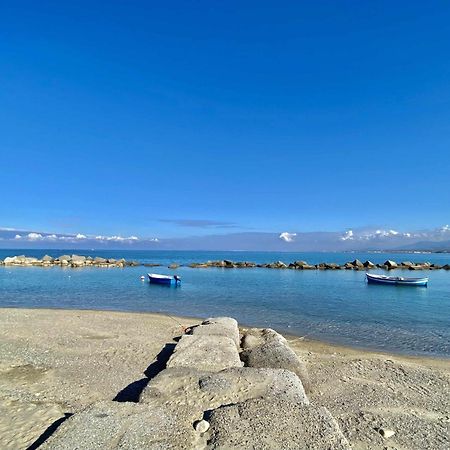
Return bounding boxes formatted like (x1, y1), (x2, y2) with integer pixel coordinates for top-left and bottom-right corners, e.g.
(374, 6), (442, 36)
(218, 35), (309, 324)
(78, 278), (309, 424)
(140, 366), (308, 413)
(207, 399), (351, 449)
(241, 328), (311, 392)
(40, 401), (205, 450)
(189, 317), (240, 348)
(167, 334), (242, 372)
(42, 368), (311, 450)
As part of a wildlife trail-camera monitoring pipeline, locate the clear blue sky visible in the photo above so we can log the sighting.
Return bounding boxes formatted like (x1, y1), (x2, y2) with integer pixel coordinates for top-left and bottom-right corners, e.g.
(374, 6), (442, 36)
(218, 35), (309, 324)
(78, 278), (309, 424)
(1, 1), (449, 239)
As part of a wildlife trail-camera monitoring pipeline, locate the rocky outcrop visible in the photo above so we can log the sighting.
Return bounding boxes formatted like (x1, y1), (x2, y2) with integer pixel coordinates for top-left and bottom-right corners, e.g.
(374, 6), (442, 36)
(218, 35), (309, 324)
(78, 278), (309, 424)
(1, 255), (446, 271)
(41, 317), (350, 450)
(290, 260), (316, 269)
(241, 327), (311, 393)
(384, 260), (398, 269)
(352, 259), (364, 268)
(0, 254), (142, 268)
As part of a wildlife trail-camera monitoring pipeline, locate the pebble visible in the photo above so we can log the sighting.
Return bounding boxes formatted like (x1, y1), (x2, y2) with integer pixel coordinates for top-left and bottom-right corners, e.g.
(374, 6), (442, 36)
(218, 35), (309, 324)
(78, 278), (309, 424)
(194, 419), (210, 433)
(378, 428), (395, 438)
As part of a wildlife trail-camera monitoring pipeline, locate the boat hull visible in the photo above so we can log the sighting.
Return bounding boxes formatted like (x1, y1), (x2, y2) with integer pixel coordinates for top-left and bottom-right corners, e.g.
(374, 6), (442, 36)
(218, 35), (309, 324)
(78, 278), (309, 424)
(366, 273), (428, 287)
(148, 273), (181, 286)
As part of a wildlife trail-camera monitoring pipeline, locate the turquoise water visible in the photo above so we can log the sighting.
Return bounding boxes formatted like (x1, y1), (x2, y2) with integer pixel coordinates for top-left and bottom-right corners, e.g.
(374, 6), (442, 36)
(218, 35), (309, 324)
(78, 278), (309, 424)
(1, 249), (449, 357)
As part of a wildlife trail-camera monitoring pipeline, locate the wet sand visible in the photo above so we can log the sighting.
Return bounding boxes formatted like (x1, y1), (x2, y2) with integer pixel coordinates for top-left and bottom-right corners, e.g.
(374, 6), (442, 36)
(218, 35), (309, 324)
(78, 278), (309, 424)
(0, 308), (449, 449)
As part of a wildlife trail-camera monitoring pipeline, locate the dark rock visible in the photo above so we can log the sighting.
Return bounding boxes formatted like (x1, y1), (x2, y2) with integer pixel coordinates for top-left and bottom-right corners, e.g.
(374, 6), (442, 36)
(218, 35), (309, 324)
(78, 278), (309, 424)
(188, 263), (208, 268)
(384, 260), (398, 269)
(128, 261), (141, 266)
(293, 261), (308, 267)
(409, 265), (424, 270)
(351, 259), (364, 268)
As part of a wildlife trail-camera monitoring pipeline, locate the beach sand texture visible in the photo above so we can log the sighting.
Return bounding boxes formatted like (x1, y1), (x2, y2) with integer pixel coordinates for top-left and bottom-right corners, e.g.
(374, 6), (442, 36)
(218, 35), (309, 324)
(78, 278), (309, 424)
(0, 308), (449, 449)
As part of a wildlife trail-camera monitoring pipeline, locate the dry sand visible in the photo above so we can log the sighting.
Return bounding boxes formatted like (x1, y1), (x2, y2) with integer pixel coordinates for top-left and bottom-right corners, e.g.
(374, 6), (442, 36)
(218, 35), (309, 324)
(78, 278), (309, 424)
(0, 308), (448, 449)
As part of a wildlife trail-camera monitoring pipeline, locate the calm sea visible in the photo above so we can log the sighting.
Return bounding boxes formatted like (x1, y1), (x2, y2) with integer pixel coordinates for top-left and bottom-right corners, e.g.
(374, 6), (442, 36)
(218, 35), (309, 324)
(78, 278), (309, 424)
(1, 249), (449, 357)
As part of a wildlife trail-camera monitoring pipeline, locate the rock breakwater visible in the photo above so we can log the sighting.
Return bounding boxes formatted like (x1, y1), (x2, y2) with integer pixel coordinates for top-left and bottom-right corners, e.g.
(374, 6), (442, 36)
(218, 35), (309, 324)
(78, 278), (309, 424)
(40, 317), (351, 449)
(0, 254), (141, 268)
(1, 255), (449, 271)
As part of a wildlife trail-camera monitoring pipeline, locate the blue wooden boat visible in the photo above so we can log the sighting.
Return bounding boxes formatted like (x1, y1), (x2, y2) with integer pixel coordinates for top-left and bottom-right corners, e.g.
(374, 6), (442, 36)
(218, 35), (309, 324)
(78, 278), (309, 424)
(366, 273), (428, 287)
(148, 273), (181, 286)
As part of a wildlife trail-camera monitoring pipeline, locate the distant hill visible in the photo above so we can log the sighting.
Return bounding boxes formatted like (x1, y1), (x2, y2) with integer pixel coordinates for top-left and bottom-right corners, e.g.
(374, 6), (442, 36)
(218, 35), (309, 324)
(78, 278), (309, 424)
(392, 240), (450, 252)
(2, 225), (450, 252)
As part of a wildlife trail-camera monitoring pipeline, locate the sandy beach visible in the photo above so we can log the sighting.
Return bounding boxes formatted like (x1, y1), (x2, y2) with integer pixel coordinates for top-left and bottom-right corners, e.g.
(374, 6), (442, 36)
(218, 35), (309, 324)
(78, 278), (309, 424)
(0, 307), (449, 449)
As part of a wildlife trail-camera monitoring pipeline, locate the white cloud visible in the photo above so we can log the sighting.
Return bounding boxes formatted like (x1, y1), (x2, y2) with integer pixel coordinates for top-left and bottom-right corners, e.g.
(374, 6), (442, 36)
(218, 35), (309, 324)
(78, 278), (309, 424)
(95, 235), (140, 242)
(57, 235), (76, 241)
(373, 229), (399, 237)
(27, 232), (43, 241)
(14, 234), (22, 240)
(279, 232), (297, 243)
(340, 228), (419, 242)
(340, 230), (354, 241)
(75, 233), (87, 239)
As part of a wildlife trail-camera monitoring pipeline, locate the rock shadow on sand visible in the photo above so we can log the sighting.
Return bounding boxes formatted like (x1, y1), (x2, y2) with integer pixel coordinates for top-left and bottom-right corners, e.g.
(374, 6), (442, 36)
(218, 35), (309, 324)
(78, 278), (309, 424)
(113, 342), (176, 402)
(26, 413), (73, 450)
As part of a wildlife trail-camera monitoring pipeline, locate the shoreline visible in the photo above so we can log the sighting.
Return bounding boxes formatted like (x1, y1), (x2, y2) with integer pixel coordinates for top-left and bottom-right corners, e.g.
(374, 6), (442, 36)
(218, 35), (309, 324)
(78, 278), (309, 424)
(2, 306), (449, 363)
(1, 307), (449, 449)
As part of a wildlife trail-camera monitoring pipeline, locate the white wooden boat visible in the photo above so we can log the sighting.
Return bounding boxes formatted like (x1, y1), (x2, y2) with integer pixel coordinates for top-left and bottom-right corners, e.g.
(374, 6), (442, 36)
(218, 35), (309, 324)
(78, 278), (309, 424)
(366, 273), (428, 287)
